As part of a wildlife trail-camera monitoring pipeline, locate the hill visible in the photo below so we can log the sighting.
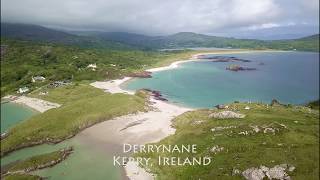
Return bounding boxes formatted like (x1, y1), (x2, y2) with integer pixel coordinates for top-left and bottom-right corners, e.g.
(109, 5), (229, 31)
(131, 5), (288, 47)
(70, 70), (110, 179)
(81, 31), (320, 51)
(0, 38), (195, 96)
(1, 23), (135, 50)
(2, 23), (319, 51)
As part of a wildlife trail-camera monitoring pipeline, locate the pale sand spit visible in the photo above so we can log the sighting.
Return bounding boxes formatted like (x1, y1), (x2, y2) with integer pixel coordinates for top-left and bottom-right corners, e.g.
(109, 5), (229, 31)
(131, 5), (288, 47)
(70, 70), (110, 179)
(3, 95), (61, 113)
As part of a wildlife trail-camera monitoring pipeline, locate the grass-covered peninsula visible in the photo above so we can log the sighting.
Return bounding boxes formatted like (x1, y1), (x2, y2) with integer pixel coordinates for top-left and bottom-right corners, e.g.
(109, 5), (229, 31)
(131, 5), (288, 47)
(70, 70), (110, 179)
(2, 147), (73, 178)
(136, 102), (319, 179)
(1, 84), (148, 156)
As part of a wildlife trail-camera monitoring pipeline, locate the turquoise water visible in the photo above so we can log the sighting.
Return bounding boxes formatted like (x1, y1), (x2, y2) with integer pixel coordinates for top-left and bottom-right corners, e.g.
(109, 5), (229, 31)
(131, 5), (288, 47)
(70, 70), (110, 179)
(125, 52), (319, 108)
(1, 102), (37, 133)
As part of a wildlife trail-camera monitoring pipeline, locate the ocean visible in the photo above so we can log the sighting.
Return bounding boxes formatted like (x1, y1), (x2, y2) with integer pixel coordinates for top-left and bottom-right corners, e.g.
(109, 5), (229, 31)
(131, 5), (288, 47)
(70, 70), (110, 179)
(124, 51), (319, 108)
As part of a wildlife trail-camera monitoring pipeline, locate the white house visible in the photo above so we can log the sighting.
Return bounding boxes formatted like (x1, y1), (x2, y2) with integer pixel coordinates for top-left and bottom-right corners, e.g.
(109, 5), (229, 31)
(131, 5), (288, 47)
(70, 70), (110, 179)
(31, 76), (46, 83)
(87, 63), (97, 71)
(17, 87), (29, 94)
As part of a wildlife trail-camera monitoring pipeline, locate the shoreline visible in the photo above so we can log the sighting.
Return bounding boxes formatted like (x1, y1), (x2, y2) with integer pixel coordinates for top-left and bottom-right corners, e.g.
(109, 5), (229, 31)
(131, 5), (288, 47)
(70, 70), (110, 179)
(2, 95), (61, 113)
(115, 49), (285, 88)
(86, 50), (284, 180)
(88, 49), (277, 179)
(2, 49), (285, 179)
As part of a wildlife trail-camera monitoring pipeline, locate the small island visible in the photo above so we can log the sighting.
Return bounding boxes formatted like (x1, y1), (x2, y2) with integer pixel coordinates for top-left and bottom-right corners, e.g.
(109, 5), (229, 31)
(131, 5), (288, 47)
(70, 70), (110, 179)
(197, 55), (251, 62)
(226, 64), (257, 72)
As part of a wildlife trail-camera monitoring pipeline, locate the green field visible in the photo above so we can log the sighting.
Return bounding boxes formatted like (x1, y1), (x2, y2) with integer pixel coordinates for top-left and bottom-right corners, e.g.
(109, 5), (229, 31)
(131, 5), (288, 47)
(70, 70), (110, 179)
(137, 103), (319, 179)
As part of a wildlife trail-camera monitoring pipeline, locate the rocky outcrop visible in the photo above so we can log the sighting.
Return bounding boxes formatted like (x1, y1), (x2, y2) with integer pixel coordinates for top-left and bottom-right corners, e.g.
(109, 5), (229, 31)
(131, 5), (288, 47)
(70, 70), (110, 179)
(226, 64), (257, 72)
(209, 111), (245, 119)
(242, 167), (265, 180)
(142, 89), (168, 101)
(242, 164), (295, 180)
(197, 55), (251, 62)
(209, 145), (224, 154)
(271, 99), (281, 106)
(128, 71), (152, 78)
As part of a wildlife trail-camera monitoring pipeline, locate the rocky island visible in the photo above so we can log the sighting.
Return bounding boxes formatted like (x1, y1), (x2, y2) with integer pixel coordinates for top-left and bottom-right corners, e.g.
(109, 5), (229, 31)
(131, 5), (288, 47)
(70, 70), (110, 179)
(226, 64), (257, 72)
(196, 55), (251, 62)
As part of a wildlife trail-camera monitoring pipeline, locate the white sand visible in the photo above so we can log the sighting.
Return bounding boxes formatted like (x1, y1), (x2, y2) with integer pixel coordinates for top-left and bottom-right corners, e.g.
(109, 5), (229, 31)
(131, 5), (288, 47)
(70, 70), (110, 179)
(90, 77), (134, 95)
(88, 72), (192, 180)
(77, 97), (190, 180)
(147, 59), (197, 72)
(4, 95), (61, 113)
(84, 50), (277, 179)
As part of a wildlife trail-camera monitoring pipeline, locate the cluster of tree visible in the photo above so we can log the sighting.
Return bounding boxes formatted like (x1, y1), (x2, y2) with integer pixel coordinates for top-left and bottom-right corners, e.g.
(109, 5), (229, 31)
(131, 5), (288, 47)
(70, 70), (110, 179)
(0, 38), (182, 96)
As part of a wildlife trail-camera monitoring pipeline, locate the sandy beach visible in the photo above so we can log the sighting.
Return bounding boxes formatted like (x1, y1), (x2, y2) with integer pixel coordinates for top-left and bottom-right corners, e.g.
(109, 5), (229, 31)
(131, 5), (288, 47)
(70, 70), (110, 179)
(3, 95), (61, 113)
(86, 49), (278, 179)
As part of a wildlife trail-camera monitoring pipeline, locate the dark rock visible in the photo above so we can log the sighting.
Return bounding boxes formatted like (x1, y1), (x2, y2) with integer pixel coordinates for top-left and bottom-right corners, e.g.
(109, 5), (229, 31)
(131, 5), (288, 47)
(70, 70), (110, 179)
(215, 104), (227, 109)
(197, 55), (252, 62)
(128, 71), (152, 78)
(226, 65), (257, 72)
(142, 88), (168, 101)
(271, 99), (281, 106)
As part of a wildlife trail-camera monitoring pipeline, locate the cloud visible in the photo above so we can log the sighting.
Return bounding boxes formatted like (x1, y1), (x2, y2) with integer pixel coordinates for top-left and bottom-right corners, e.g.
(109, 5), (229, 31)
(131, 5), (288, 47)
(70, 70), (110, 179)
(1, 0), (319, 35)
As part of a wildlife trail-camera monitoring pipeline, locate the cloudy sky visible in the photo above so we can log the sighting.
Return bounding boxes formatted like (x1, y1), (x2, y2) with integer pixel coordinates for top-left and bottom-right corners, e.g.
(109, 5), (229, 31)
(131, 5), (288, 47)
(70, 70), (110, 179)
(1, 0), (319, 39)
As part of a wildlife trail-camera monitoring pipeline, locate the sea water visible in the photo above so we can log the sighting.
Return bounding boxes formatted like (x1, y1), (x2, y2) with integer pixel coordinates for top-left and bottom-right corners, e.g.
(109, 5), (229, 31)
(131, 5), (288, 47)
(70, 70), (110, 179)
(1, 102), (36, 133)
(124, 52), (319, 108)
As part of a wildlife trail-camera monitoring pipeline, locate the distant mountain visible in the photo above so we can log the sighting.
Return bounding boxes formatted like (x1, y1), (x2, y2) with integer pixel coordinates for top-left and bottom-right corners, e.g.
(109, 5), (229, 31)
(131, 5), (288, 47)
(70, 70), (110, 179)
(0, 23), (135, 50)
(1, 23), (77, 42)
(87, 31), (319, 51)
(267, 34), (319, 52)
(1, 23), (319, 51)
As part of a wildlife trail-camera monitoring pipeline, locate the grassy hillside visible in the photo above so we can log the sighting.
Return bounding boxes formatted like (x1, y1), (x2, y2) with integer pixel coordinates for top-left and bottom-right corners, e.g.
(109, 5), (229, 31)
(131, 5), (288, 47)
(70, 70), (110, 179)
(137, 102), (319, 179)
(3, 23), (318, 51)
(86, 31), (320, 51)
(266, 34), (320, 52)
(1, 23), (135, 50)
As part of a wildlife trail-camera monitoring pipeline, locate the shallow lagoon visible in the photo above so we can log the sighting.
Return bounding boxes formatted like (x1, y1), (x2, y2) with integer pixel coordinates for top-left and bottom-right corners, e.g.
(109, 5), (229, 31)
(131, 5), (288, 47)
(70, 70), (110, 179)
(1, 102), (36, 133)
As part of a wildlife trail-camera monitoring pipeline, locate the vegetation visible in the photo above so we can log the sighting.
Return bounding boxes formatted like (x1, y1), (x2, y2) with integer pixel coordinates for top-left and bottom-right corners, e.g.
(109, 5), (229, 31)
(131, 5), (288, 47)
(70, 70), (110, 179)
(137, 103), (319, 179)
(3, 148), (71, 173)
(87, 31), (319, 51)
(0, 38), (194, 96)
(308, 99), (319, 110)
(1, 23), (318, 96)
(3, 174), (41, 180)
(1, 84), (148, 156)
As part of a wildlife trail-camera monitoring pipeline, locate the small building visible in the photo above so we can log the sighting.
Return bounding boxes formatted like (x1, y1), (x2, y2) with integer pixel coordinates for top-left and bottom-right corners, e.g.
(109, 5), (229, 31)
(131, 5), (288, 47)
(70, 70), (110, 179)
(39, 91), (48, 95)
(244, 106), (250, 110)
(32, 76), (46, 82)
(17, 87), (29, 94)
(87, 63), (97, 71)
